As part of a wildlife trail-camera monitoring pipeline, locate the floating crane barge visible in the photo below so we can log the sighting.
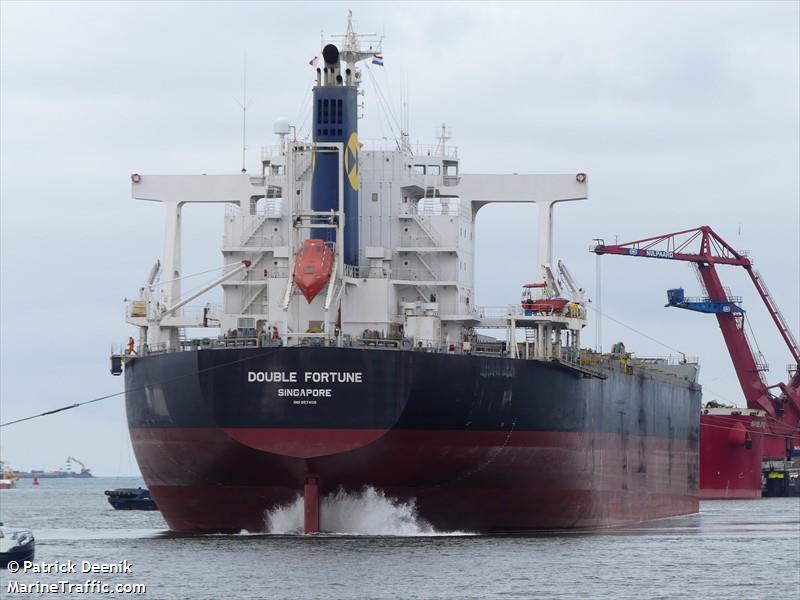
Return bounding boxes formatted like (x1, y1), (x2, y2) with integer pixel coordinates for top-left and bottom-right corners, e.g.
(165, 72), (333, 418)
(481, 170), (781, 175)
(594, 226), (800, 498)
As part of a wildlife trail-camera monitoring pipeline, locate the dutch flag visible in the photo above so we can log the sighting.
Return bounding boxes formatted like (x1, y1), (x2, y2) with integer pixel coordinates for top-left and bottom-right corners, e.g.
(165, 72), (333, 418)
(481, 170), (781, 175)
(371, 53), (384, 67)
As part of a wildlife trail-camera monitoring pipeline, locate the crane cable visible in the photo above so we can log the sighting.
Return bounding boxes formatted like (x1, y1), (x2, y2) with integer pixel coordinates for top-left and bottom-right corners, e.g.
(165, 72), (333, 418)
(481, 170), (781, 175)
(584, 303), (688, 358)
(0, 346), (285, 428)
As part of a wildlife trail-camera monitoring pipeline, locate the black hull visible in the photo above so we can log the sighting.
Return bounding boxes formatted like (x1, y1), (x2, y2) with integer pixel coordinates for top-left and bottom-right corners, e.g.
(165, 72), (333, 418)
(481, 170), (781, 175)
(125, 347), (701, 532)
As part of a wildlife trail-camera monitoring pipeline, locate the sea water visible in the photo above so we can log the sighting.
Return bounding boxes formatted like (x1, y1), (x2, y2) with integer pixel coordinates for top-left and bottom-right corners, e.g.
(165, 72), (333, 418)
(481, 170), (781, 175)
(1, 477), (798, 599)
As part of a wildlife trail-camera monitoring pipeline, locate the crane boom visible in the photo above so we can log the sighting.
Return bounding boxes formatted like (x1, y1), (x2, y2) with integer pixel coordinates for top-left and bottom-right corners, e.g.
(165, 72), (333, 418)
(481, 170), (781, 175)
(66, 456), (86, 470)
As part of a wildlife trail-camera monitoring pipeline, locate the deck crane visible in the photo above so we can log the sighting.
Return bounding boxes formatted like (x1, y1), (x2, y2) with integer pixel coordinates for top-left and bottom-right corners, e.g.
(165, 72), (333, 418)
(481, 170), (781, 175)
(592, 225), (800, 465)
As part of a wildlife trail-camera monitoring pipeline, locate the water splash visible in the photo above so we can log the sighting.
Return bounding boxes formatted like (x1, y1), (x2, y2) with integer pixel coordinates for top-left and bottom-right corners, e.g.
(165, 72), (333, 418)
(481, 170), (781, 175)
(265, 486), (451, 536)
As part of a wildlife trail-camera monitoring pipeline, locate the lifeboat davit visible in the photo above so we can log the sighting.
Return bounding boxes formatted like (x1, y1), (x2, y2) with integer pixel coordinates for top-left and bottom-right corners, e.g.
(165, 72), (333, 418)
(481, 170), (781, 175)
(293, 239), (335, 303)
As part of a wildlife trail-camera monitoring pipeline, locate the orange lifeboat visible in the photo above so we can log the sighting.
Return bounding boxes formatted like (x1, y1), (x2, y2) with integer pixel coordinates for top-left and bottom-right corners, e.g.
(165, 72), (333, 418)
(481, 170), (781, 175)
(521, 283), (569, 315)
(293, 239), (335, 303)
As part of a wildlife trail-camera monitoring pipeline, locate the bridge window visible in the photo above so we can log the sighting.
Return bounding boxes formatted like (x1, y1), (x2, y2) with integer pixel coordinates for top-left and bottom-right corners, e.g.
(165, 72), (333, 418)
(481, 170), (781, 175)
(427, 165), (440, 175)
(413, 165), (426, 175)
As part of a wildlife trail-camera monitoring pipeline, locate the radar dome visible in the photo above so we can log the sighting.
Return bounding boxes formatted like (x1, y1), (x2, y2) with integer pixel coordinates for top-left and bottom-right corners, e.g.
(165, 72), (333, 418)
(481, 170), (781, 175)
(273, 118), (291, 135)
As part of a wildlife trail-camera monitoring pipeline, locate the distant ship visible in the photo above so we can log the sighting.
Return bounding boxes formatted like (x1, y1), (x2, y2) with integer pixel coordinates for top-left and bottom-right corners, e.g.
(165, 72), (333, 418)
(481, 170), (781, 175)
(114, 14), (701, 533)
(15, 456), (93, 479)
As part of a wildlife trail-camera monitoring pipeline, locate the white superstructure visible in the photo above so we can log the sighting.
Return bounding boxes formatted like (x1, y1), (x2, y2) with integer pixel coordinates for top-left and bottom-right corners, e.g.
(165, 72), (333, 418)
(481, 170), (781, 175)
(123, 17), (590, 364)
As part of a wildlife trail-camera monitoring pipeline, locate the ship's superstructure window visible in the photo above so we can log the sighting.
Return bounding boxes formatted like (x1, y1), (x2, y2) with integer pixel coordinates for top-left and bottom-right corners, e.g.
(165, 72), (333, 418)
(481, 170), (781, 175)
(413, 165), (426, 174)
(371, 193), (379, 202)
(271, 165), (284, 176)
(428, 165), (440, 175)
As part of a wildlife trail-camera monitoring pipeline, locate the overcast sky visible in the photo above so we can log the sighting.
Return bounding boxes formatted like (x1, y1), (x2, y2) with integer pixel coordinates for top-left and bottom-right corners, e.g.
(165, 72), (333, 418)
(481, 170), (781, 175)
(1, 1), (798, 475)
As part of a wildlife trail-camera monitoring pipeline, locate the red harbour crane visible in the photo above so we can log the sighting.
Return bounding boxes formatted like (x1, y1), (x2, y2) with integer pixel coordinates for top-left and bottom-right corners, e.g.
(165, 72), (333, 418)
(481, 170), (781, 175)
(592, 225), (800, 466)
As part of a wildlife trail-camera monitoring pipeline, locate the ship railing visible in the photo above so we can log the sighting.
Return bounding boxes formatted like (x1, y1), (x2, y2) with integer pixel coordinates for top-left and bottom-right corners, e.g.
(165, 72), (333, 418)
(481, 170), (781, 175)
(343, 264), (390, 279)
(415, 199), (461, 217)
(219, 268), (287, 282)
(678, 295), (743, 305)
(390, 267), (449, 282)
(471, 305), (522, 319)
(222, 233), (288, 248)
(358, 139), (459, 159)
(284, 332), (339, 348)
(227, 201), (284, 216)
(261, 145), (283, 160)
(408, 338), (442, 352)
(125, 301), (225, 322)
(413, 143), (458, 159)
(399, 233), (458, 247)
(357, 337), (401, 349)
(629, 355), (700, 365)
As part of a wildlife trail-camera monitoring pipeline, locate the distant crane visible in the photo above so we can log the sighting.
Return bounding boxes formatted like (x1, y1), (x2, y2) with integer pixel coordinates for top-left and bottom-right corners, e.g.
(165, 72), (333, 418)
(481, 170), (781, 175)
(66, 456), (91, 476)
(592, 225), (800, 468)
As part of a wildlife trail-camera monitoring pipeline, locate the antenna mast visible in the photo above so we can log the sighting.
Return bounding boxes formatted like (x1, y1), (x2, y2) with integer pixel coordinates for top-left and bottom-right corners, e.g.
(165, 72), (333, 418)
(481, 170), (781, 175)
(233, 52), (254, 174)
(327, 11), (383, 76)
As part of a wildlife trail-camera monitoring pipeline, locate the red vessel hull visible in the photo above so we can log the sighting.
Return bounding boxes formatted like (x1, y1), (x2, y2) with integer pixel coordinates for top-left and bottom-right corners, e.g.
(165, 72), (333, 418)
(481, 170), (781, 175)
(132, 427), (698, 533)
(699, 409), (765, 499)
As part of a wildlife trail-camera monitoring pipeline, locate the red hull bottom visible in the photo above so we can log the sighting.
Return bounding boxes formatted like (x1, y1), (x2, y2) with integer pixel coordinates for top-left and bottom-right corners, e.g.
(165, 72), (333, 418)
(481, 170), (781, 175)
(132, 428), (698, 533)
(149, 484), (697, 533)
(699, 488), (761, 500)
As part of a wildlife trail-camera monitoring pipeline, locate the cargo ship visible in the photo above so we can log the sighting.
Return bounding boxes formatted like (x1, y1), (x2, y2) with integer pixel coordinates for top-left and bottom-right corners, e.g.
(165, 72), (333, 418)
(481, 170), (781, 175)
(114, 15), (701, 533)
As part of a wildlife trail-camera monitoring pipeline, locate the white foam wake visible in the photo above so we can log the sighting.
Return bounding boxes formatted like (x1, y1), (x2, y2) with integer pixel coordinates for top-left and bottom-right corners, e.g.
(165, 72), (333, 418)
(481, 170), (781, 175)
(265, 486), (461, 536)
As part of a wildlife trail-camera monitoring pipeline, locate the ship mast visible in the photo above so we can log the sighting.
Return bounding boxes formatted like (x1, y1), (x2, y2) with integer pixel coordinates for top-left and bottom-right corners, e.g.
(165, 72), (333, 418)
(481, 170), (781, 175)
(329, 10), (383, 76)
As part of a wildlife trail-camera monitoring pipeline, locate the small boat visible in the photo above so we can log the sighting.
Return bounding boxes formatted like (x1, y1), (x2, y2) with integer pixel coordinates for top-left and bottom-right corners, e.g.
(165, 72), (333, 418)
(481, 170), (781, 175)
(0, 523), (35, 569)
(104, 488), (158, 510)
(0, 461), (19, 489)
(32, 476), (40, 486)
